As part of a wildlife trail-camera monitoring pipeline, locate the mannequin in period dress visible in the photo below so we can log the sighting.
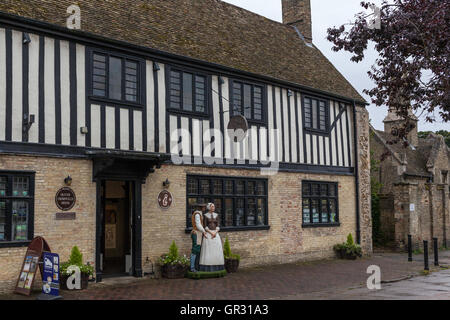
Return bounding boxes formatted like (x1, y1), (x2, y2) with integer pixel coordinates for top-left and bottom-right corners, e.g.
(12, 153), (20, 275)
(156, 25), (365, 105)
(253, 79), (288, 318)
(198, 203), (225, 272)
(190, 209), (207, 272)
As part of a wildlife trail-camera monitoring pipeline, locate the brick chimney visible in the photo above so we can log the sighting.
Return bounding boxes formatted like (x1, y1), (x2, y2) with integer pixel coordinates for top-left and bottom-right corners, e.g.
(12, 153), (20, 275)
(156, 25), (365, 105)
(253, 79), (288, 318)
(282, 0), (312, 42)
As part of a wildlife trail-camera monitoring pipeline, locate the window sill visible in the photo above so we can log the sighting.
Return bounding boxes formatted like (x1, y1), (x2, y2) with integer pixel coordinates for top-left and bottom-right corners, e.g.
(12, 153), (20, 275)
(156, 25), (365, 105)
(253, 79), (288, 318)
(304, 128), (330, 136)
(302, 223), (340, 229)
(88, 96), (144, 108)
(0, 240), (31, 248)
(167, 108), (210, 119)
(185, 225), (270, 234)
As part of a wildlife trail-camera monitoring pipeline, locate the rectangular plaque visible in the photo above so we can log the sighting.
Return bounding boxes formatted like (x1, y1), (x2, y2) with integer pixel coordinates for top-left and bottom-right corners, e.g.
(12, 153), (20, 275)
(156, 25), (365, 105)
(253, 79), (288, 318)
(55, 212), (76, 220)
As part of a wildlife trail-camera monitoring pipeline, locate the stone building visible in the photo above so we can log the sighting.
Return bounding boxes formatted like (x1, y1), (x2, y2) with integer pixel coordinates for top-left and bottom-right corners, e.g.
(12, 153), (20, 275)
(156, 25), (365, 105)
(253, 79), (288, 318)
(0, 0), (371, 293)
(370, 109), (450, 250)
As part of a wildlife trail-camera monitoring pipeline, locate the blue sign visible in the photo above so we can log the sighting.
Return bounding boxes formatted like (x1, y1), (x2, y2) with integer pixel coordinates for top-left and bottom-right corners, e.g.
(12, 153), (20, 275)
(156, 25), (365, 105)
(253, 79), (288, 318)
(42, 252), (60, 296)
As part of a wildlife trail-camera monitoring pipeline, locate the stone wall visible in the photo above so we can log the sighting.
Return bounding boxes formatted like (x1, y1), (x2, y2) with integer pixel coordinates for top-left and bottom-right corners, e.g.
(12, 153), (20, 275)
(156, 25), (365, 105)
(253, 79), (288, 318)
(356, 106), (372, 255)
(0, 154), (96, 294)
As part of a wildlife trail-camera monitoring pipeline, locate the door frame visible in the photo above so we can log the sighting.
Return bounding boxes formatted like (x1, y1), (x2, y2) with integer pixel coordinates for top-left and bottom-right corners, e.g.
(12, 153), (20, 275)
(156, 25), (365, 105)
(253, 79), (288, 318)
(95, 178), (142, 282)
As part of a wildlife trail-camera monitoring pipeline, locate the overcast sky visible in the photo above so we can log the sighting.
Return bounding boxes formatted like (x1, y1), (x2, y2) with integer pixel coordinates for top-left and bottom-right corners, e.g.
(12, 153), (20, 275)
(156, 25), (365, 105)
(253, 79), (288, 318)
(222, 0), (446, 132)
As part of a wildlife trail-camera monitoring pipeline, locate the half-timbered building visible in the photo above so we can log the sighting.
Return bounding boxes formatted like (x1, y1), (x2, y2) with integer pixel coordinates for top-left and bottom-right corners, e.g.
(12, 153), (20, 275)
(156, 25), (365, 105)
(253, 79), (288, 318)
(0, 0), (372, 291)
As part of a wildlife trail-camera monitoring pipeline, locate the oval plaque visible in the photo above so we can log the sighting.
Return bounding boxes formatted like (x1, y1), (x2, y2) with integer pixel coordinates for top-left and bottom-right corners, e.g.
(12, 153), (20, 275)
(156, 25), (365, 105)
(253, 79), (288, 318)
(158, 190), (173, 210)
(55, 187), (76, 211)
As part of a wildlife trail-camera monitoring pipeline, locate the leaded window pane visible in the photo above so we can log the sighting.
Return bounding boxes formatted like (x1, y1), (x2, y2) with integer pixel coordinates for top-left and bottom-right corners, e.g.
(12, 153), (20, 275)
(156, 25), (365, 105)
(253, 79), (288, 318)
(0, 177), (6, 197)
(0, 201), (5, 241)
(187, 178), (198, 194)
(302, 199), (310, 224)
(257, 199), (266, 225)
(13, 177), (29, 197)
(224, 180), (234, 194)
(213, 180), (222, 195)
(236, 198), (245, 226)
(12, 201), (28, 241)
(321, 199), (329, 223)
(247, 198), (257, 226)
(311, 199), (320, 223)
(183, 73), (193, 112)
(247, 181), (255, 195)
(224, 198), (234, 227)
(200, 179), (210, 194)
(236, 180), (245, 194)
(109, 57), (122, 101)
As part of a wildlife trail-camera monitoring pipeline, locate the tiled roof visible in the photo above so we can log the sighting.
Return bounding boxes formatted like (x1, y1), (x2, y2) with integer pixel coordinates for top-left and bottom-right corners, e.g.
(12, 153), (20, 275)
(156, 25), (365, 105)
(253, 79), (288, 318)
(374, 129), (433, 177)
(0, 0), (365, 102)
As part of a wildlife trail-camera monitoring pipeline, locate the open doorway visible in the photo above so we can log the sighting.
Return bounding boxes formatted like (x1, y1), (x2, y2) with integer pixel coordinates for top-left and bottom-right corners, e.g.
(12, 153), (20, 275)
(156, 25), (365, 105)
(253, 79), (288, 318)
(101, 180), (133, 277)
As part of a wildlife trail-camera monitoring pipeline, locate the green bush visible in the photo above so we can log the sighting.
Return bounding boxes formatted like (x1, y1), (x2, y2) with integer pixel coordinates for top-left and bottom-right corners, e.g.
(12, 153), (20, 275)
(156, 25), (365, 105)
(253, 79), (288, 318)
(60, 246), (94, 276)
(333, 233), (362, 259)
(223, 237), (240, 261)
(69, 246), (83, 265)
(346, 233), (354, 246)
(159, 241), (189, 266)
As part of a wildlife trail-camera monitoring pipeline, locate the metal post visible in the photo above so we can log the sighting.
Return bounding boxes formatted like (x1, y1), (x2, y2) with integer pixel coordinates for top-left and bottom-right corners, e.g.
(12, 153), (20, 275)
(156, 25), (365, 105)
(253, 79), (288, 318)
(424, 240), (429, 271)
(433, 238), (439, 266)
(408, 235), (412, 262)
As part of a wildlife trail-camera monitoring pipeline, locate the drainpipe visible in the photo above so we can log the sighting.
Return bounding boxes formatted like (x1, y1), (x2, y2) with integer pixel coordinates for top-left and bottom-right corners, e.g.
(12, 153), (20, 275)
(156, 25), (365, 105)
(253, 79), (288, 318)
(353, 100), (361, 245)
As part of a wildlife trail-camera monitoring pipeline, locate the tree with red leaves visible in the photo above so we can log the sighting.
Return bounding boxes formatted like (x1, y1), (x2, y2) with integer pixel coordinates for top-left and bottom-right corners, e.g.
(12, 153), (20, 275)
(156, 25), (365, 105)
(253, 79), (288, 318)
(327, 0), (449, 142)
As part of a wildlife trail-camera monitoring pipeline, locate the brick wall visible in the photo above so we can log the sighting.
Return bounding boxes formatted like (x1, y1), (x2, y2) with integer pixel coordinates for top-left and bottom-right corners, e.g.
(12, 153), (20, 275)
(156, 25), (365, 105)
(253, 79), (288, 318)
(0, 153), (364, 293)
(142, 165), (357, 270)
(0, 154), (95, 294)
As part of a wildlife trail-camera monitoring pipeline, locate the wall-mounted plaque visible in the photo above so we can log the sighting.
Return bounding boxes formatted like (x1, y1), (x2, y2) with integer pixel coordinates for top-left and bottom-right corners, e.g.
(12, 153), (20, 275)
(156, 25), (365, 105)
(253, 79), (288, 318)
(158, 190), (173, 210)
(55, 212), (76, 220)
(55, 187), (76, 211)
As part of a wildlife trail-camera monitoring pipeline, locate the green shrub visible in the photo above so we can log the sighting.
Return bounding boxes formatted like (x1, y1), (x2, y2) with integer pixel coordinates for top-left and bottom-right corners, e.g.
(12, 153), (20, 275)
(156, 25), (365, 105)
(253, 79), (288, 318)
(333, 234), (362, 259)
(60, 246), (94, 276)
(159, 241), (189, 266)
(69, 246), (83, 265)
(346, 233), (354, 246)
(223, 237), (240, 261)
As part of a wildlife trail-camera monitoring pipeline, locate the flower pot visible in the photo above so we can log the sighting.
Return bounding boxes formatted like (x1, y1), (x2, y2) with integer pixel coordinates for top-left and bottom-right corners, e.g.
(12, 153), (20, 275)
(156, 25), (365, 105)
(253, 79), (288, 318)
(225, 258), (240, 273)
(161, 264), (188, 279)
(60, 272), (90, 290)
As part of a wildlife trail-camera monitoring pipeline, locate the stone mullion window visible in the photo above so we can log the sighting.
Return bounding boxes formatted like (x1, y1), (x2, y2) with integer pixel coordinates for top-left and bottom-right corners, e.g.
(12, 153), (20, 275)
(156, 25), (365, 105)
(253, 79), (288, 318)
(302, 181), (338, 227)
(0, 172), (35, 246)
(186, 175), (269, 231)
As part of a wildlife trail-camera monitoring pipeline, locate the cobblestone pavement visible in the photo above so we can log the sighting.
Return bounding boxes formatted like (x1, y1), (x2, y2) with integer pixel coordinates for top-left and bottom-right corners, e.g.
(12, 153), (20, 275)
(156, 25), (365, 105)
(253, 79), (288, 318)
(2, 251), (450, 300)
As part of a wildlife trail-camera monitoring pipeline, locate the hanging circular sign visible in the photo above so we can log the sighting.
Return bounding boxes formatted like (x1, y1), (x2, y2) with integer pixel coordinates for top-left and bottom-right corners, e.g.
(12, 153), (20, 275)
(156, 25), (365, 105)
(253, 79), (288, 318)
(55, 187), (76, 211)
(158, 190), (173, 210)
(227, 115), (248, 143)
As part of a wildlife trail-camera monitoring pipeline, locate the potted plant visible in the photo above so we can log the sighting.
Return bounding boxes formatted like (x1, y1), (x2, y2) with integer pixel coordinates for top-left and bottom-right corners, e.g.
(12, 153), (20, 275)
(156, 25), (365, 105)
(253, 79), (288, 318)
(223, 237), (240, 273)
(333, 234), (362, 260)
(159, 241), (189, 279)
(60, 246), (94, 290)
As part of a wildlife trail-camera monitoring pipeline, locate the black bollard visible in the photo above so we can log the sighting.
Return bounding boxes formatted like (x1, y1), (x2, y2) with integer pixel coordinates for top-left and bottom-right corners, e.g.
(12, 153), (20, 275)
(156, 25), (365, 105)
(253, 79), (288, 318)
(424, 240), (429, 271)
(433, 238), (439, 266)
(408, 235), (412, 262)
